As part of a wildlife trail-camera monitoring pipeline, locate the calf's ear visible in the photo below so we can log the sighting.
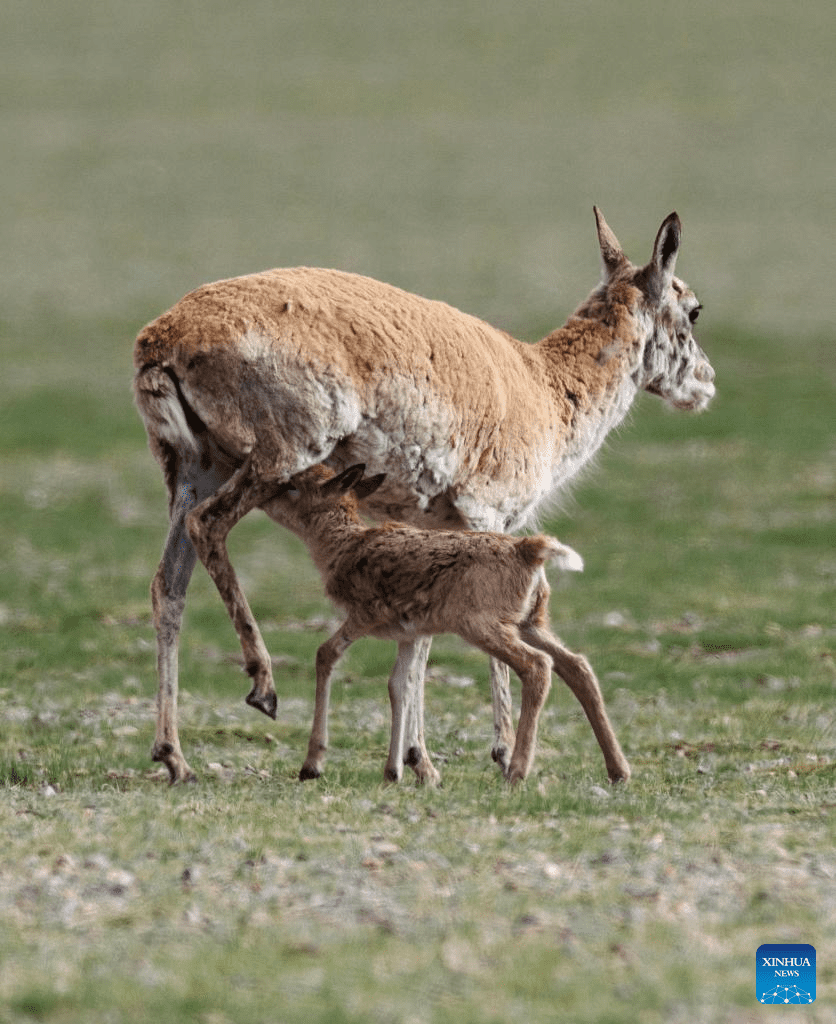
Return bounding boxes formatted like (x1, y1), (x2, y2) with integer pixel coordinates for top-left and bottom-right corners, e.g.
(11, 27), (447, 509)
(353, 473), (387, 500)
(321, 463), (367, 495)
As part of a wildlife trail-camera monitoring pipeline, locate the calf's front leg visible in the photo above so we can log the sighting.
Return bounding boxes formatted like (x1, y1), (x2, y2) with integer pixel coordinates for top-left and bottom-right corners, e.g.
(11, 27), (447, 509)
(299, 625), (356, 780)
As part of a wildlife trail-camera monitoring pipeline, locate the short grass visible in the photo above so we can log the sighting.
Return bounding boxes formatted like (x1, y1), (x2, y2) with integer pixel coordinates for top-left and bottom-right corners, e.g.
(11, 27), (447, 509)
(2, 0), (836, 1021)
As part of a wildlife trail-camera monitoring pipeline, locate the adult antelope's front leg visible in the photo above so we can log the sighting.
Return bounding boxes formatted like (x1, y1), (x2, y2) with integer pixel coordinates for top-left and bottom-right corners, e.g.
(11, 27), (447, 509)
(385, 637), (440, 786)
(489, 658), (515, 774)
(400, 636), (441, 786)
(185, 456), (279, 720)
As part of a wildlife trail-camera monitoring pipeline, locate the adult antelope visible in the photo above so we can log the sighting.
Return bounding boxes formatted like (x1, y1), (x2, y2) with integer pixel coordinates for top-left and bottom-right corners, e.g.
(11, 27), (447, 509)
(133, 207), (714, 783)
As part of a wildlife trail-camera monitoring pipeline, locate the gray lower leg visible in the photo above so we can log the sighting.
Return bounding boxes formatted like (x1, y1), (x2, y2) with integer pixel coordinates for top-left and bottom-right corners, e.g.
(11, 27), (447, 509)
(384, 637), (439, 785)
(400, 636), (441, 785)
(489, 657), (515, 773)
(151, 486), (200, 783)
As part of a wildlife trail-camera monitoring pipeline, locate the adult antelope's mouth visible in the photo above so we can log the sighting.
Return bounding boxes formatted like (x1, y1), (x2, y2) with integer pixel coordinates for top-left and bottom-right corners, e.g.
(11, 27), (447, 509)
(675, 383), (716, 412)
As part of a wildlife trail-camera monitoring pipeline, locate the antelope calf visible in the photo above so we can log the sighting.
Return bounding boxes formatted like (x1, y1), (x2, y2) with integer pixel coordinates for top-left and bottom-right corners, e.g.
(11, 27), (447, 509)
(133, 208), (713, 783)
(264, 463), (631, 787)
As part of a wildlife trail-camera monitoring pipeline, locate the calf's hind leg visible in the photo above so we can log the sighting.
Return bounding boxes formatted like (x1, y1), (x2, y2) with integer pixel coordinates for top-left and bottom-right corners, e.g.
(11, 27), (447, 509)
(466, 625), (552, 786)
(520, 615), (630, 783)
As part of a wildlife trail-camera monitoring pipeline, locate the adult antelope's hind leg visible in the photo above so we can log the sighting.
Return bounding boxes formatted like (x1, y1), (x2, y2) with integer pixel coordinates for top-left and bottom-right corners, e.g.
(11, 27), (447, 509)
(385, 636), (440, 786)
(151, 457), (232, 783)
(185, 455), (281, 720)
(489, 657), (516, 775)
(151, 509), (197, 783)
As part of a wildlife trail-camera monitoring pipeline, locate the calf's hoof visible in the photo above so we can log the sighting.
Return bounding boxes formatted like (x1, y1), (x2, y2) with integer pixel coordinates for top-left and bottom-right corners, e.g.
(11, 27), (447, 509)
(298, 764), (322, 781)
(608, 761), (631, 784)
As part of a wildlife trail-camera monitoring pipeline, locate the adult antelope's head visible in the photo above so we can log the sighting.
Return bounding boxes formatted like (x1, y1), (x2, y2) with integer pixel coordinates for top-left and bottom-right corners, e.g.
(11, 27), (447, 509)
(594, 206), (716, 412)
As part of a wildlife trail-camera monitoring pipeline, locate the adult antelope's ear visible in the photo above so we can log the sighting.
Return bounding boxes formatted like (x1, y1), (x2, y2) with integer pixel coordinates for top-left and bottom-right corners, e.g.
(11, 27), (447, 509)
(323, 463), (367, 495)
(353, 473), (386, 500)
(646, 211), (682, 299)
(594, 206), (627, 280)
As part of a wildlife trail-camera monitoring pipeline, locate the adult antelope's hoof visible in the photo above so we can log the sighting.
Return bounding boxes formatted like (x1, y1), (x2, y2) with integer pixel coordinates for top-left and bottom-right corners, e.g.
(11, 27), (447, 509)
(298, 764), (322, 781)
(245, 688), (278, 720)
(151, 743), (196, 785)
(405, 746), (442, 786)
(491, 744), (511, 774)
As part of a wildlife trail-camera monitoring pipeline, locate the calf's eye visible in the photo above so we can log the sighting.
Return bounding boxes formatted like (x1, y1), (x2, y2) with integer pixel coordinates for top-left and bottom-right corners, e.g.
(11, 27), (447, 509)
(688, 307), (701, 324)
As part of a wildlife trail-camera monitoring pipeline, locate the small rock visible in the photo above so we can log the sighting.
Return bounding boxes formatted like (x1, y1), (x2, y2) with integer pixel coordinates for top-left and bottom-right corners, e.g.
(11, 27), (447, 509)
(372, 841), (400, 858)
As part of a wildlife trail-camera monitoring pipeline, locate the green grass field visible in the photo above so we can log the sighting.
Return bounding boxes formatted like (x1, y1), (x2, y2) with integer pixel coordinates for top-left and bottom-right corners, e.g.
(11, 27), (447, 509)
(1, 1), (834, 1021)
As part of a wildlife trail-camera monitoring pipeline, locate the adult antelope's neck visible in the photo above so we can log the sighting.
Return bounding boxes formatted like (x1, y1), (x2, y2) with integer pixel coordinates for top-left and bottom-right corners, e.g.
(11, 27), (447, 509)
(536, 315), (640, 417)
(527, 316), (642, 494)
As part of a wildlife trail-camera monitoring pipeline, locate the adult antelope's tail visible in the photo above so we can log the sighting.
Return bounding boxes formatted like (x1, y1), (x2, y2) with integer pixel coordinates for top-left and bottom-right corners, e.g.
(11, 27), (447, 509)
(133, 364), (202, 459)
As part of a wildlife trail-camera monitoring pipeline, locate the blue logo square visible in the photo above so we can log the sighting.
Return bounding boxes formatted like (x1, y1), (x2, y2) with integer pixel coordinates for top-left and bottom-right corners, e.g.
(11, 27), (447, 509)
(757, 944), (816, 1004)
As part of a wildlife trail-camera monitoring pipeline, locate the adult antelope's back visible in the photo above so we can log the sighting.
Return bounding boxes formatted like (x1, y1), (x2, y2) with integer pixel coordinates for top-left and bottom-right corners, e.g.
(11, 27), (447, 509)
(134, 207), (715, 783)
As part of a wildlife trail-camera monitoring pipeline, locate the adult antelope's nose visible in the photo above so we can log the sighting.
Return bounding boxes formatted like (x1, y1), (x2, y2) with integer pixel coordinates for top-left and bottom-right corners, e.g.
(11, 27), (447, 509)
(695, 360), (715, 385)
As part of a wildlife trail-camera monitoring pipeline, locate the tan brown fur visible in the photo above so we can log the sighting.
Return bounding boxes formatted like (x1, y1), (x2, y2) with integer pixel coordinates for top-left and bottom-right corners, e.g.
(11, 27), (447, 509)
(133, 209), (713, 784)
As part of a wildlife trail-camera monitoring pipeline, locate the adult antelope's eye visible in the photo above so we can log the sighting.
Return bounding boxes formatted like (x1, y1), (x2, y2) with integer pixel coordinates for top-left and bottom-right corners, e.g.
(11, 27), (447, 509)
(689, 307), (701, 324)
